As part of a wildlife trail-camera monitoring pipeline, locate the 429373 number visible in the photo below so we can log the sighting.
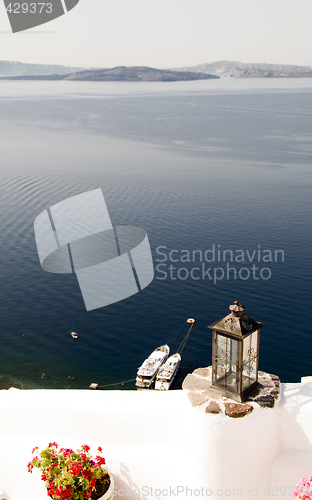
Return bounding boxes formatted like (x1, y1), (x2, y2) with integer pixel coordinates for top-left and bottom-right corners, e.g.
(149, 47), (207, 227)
(263, 486), (295, 496)
(5, 3), (52, 14)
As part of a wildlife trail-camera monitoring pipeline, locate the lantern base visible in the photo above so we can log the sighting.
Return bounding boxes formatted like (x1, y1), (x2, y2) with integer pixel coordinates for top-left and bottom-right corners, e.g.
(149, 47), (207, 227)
(209, 381), (260, 403)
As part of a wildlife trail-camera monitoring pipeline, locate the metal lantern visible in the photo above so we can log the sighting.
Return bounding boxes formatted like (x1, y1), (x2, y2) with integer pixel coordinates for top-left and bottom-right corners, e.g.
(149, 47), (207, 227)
(208, 301), (264, 402)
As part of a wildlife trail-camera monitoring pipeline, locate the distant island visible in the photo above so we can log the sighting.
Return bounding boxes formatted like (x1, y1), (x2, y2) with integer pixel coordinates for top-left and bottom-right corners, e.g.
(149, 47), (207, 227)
(232, 68), (312, 78)
(0, 66), (219, 82)
(0, 59), (83, 76)
(172, 61), (312, 78)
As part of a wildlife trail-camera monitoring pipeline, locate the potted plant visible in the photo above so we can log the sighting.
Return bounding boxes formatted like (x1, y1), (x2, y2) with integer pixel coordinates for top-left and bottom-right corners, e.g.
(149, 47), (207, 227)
(27, 442), (114, 500)
(294, 476), (312, 499)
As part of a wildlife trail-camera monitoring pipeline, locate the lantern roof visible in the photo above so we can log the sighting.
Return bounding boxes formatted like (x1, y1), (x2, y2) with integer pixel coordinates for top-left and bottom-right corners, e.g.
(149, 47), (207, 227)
(208, 301), (264, 338)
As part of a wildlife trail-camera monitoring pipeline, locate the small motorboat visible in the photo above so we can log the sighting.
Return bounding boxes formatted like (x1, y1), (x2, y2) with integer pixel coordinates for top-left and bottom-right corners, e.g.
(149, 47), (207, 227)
(155, 353), (181, 391)
(136, 345), (170, 389)
(70, 331), (78, 339)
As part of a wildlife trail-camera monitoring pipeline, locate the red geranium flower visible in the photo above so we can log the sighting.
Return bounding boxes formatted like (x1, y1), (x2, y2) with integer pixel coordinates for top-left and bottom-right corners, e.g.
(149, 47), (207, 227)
(81, 444), (90, 452)
(89, 478), (97, 488)
(61, 485), (72, 499)
(70, 463), (83, 476)
(60, 448), (73, 457)
(27, 461), (34, 473)
(82, 469), (94, 481)
(96, 455), (106, 466)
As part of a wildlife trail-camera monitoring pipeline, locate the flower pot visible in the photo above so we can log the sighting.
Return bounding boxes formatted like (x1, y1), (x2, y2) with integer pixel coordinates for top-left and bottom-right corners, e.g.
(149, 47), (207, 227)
(100, 472), (114, 500)
(49, 472), (114, 500)
(93, 471), (114, 500)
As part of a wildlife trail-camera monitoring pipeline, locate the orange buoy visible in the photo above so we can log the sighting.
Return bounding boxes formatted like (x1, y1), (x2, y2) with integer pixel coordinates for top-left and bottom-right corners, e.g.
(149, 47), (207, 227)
(187, 318), (195, 324)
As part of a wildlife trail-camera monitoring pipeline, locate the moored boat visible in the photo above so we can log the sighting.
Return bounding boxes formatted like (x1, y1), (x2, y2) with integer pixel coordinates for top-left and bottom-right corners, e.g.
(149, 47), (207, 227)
(155, 353), (181, 391)
(136, 345), (170, 388)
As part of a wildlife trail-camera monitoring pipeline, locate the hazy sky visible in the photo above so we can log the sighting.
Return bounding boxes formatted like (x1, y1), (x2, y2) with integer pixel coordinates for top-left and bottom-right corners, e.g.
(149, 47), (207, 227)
(0, 0), (312, 69)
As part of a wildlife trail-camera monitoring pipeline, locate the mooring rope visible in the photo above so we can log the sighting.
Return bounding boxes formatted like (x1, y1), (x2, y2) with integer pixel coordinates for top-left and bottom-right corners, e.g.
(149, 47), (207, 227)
(166, 321), (188, 345)
(97, 378), (137, 388)
(177, 323), (195, 355)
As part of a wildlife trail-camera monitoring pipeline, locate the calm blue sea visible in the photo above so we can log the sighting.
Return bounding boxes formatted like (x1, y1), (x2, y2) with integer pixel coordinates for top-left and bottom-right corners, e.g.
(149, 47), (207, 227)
(0, 78), (311, 389)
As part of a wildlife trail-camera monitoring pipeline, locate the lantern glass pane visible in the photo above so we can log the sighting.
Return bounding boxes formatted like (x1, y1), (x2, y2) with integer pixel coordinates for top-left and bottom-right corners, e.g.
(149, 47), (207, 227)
(242, 331), (258, 391)
(215, 334), (239, 393)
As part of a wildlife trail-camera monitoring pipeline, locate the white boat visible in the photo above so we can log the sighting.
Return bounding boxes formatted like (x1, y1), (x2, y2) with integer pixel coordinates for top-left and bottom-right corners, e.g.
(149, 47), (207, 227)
(155, 353), (181, 391)
(70, 331), (78, 339)
(136, 345), (170, 388)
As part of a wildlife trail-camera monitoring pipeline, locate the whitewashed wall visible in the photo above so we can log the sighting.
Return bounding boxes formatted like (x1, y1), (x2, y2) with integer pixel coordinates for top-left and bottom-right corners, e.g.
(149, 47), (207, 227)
(0, 384), (312, 500)
(271, 382), (312, 496)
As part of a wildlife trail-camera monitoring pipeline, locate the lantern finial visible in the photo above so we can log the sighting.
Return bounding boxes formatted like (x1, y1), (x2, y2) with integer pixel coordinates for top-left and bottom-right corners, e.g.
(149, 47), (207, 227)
(229, 300), (245, 317)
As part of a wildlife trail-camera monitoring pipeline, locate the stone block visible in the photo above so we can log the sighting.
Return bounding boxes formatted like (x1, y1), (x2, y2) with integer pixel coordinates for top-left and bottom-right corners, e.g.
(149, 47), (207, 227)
(255, 395), (275, 408)
(205, 401), (221, 414)
(193, 368), (210, 378)
(260, 380), (274, 388)
(202, 390), (222, 400)
(187, 392), (210, 407)
(224, 402), (254, 418)
(270, 388), (280, 399)
(182, 374), (212, 392)
(270, 388), (279, 395)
